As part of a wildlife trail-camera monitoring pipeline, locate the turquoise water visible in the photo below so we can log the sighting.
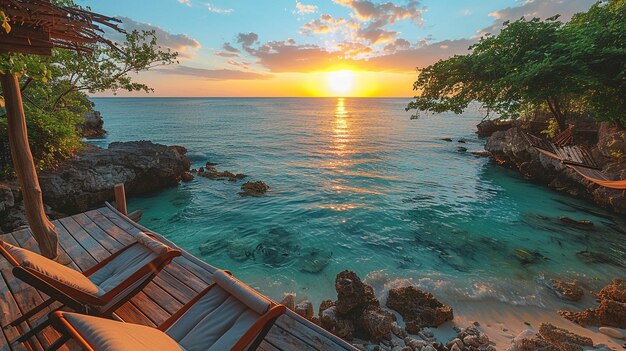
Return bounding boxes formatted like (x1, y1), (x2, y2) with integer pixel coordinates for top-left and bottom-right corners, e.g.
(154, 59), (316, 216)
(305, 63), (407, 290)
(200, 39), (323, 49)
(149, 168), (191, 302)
(89, 97), (625, 310)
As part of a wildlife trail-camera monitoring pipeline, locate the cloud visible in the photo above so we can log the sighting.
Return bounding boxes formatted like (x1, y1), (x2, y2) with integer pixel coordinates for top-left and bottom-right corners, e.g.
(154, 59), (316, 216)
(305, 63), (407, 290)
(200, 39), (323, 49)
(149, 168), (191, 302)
(236, 32), (259, 53)
(383, 38), (411, 53)
(216, 51), (241, 58)
(226, 61), (251, 69)
(207, 3), (233, 14)
(159, 65), (271, 80)
(115, 17), (201, 58)
(481, 0), (595, 36)
(177, 0), (191, 6)
(301, 14), (354, 34)
(293, 1), (318, 15)
(222, 42), (240, 53)
(334, 0), (424, 24)
(301, 0), (425, 45)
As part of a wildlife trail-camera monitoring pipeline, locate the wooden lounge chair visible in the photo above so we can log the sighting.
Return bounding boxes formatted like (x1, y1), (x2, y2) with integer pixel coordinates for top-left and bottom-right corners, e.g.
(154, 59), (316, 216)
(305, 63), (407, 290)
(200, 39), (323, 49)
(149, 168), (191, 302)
(0, 232), (181, 345)
(49, 269), (287, 351)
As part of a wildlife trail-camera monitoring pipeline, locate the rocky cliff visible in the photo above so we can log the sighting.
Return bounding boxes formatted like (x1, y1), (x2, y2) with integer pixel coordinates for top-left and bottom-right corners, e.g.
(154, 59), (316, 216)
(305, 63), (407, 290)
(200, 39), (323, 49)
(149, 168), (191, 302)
(483, 122), (626, 214)
(0, 141), (191, 232)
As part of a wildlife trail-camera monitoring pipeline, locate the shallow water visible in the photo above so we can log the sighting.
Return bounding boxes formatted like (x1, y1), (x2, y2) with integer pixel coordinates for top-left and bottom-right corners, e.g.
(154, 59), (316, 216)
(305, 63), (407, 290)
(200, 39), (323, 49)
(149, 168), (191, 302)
(89, 97), (625, 310)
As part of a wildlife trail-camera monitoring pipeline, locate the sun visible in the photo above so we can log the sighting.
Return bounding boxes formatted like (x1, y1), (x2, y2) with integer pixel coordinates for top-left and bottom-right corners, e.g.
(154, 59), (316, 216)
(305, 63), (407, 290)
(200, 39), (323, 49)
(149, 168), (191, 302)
(326, 70), (355, 96)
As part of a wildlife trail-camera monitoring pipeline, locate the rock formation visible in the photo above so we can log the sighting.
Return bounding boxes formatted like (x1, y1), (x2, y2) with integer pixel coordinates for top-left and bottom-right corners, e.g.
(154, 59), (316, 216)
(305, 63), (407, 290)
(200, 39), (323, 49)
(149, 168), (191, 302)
(38, 141), (191, 214)
(507, 323), (593, 351)
(239, 181), (269, 196)
(483, 122), (626, 214)
(386, 286), (454, 334)
(319, 270), (395, 342)
(559, 279), (626, 328)
(78, 110), (107, 138)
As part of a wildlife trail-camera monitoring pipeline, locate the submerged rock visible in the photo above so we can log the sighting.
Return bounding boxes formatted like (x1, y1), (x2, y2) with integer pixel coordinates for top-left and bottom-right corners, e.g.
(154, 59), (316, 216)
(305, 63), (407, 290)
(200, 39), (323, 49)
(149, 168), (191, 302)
(559, 216), (594, 227)
(576, 250), (626, 269)
(199, 164), (246, 181)
(548, 279), (584, 302)
(296, 248), (332, 273)
(513, 248), (549, 265)
(239, 181), (269, 196)
(385, 286), (453, 334)
(559, 279), (626, 328)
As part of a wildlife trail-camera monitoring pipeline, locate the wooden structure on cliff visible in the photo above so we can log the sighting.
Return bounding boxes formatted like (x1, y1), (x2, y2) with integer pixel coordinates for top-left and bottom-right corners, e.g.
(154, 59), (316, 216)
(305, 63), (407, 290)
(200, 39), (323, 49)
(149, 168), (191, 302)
(0, 204), (358, 351)
(0, 0), (121, 259)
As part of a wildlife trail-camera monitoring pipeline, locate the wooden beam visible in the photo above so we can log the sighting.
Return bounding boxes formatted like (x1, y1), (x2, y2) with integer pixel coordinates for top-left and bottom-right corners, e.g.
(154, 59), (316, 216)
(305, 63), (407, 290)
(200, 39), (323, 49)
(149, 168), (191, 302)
(114, 184), (128, 215)
(1, 73), (59, 259)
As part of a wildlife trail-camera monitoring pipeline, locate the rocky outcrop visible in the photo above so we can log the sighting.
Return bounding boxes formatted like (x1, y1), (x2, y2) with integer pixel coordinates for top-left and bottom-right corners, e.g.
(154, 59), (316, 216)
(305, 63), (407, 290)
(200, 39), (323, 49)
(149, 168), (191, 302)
(548, 279), (584, 302)
(559, 279), (626, 328)
(78, 110), (107, 139)
(196, 163), (246, 181)
(38, 141), (190, 214)
(476, 119), (514, 138)
(386, 286), (454, 334)
(507, 323), (593, 351)
(319, 271), (395, 342)
(484, 123), (626, 214)
(239, 181), (269, 197)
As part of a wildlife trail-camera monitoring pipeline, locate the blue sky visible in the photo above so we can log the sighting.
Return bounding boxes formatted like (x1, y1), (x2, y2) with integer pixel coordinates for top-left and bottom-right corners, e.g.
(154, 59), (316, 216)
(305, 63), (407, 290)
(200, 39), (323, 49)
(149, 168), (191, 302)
(80, 0), (596, 96)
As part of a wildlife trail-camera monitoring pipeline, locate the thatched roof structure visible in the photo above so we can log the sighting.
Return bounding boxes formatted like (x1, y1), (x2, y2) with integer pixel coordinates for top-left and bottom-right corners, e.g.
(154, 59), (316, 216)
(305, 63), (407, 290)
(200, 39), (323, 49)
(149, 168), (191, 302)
(0, 0), (123, 55)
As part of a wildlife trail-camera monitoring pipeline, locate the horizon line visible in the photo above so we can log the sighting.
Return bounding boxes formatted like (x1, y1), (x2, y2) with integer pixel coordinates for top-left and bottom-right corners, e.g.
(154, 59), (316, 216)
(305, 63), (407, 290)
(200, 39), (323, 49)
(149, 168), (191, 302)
(89, 96), (415, 99)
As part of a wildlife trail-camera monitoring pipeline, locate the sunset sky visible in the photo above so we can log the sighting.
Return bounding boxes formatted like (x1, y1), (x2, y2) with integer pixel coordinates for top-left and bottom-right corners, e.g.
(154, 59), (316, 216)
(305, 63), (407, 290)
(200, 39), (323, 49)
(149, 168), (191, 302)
(82, 0), (595, 97)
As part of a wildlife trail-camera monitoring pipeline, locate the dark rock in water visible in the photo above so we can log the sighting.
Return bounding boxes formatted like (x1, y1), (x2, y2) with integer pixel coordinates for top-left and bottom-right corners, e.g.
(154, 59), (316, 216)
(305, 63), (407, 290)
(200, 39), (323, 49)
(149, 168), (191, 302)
(318, 271), (394, 342)
(576, 250), (626, 269)
(548, 279), (584, 302)
(385, 285), (453, 334)
(441, 138), (453, 142)
(297, 248), (332, 273)
(335, 270), (379, 315)
(457, 147), (468, 152)
(559, 279), (626, 328)
(38, 142), (190, 214)
(512, 248), (548, 265)
(239, 181), (269, 197)
(199, 165), (246, 181)
(470, 150), (491, 157)
(559, 216), (594, 227)
(181, 171), (194, 182)
(457, 140), (466, 143)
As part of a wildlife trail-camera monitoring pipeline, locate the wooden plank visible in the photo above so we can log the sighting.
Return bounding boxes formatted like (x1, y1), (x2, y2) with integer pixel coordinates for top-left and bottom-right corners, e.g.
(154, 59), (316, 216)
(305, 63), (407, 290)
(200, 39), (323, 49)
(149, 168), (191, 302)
(6, 231), (69, 351)
(276, 315), (352, 351)
(114, 301), (157, 328)
(0, 268), (39, 351)
(265, 324), (319, 351)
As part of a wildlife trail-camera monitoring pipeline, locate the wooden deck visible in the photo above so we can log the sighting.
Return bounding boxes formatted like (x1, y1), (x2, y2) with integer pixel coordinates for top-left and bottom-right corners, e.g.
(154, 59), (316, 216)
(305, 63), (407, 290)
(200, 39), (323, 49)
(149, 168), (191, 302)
(0, 204), (357, 351)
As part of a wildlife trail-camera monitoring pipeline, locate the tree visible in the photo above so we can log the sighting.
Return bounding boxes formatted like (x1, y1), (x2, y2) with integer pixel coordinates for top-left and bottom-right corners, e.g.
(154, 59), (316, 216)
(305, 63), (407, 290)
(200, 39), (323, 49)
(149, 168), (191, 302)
(407, 0), (626, 128)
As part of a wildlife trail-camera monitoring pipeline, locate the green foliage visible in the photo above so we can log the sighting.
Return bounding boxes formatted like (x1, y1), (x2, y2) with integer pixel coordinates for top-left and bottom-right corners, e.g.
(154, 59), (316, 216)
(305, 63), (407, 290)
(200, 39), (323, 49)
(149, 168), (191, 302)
(407, 0), (626, 127)
(0, 1), (178, 175)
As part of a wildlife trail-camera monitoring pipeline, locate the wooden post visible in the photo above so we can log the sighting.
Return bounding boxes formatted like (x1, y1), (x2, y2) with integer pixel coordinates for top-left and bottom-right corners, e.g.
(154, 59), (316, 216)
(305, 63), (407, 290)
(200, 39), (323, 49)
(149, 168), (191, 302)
(1, 73), (58, 259)
(114, 183), (127, 215)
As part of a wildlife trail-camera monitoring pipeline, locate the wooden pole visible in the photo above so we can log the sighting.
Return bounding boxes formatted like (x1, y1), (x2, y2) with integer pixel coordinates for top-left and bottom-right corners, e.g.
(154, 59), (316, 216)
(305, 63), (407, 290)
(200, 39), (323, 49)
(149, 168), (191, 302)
(1, 73), (58, 259)
(114, 183), (127, 215)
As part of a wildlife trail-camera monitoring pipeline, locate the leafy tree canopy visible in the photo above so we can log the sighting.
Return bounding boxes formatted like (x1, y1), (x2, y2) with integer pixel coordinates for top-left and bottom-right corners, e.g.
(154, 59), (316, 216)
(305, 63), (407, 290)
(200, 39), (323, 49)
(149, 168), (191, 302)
(406, 0), (626, 128)
(0, 1), (178, 173)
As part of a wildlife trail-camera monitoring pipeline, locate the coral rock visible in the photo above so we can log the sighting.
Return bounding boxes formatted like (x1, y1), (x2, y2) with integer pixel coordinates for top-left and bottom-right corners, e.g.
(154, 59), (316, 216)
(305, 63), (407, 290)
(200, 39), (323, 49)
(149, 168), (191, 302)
(239, 181), (269, 196)
(549, 279), (584, 301)
(386, 286), (453, 333)
(295, 300), (314, 320)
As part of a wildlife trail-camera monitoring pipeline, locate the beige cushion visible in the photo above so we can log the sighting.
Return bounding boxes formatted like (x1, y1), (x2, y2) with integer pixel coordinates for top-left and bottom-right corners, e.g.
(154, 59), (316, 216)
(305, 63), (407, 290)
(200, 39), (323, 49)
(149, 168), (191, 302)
(166, 286), (261, 351)
(212, 270), (270, 315)
(2, 243), (101, 295)
(88, 244), (157, 296)
(135, 232), (171, 255)
(62, 313), (184, 351)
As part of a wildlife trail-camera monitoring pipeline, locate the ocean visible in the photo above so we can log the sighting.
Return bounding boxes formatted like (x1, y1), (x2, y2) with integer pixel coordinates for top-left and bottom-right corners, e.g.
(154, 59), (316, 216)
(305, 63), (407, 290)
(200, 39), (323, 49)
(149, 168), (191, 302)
(89, 97), (625, 312)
